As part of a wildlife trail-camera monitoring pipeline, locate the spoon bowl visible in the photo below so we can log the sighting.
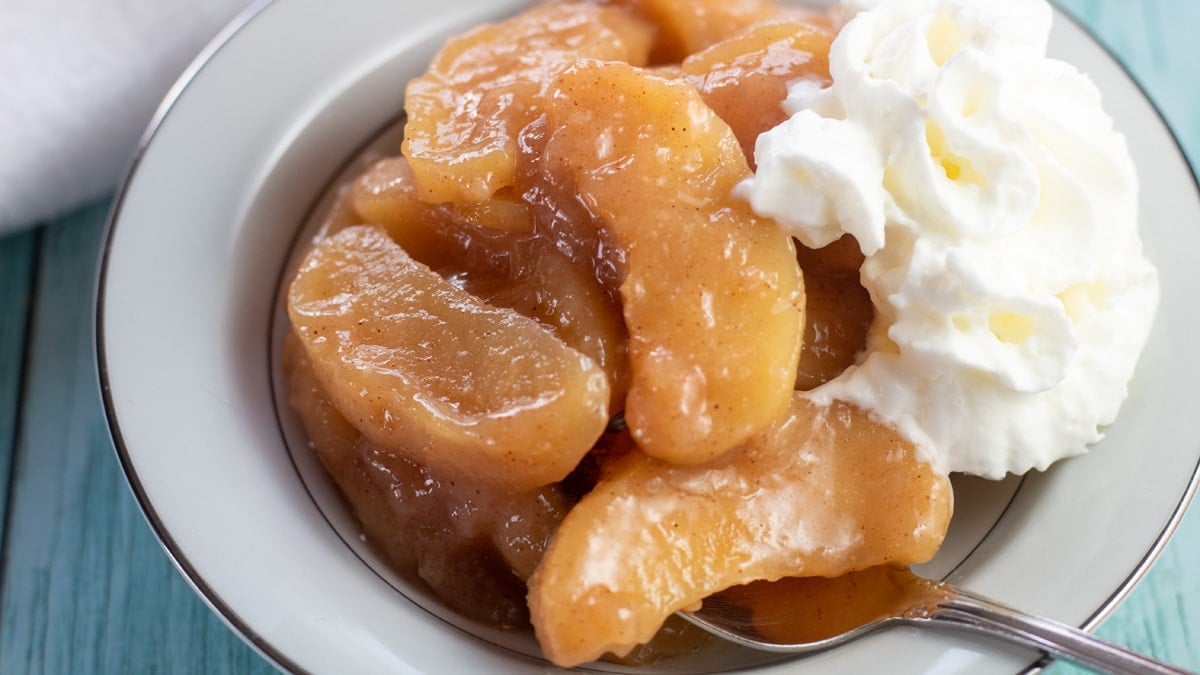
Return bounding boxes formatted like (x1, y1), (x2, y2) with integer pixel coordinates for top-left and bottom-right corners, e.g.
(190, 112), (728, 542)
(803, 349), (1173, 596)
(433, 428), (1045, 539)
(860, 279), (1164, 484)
(682, 567), (1190, 675)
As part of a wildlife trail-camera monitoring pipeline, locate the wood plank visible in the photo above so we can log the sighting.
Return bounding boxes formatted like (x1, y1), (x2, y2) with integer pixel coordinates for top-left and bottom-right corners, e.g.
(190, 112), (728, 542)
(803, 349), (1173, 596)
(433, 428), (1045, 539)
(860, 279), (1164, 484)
(0, 204), (273, 674)
(0, 229), (38, 544)
(1051, 0), (1200, 671)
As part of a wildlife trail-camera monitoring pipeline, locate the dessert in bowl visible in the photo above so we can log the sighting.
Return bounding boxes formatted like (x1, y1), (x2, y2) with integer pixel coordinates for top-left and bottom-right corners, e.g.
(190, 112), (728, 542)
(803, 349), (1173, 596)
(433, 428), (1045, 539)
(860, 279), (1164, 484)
(97, 0), (1200, 672)
(280, 0), (1157, 665)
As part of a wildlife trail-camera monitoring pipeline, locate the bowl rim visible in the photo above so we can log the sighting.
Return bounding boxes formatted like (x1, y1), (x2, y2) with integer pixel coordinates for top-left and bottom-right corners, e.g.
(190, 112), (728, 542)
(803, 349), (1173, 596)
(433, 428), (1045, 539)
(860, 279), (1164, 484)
(93, 1), (1200, 673)
(94, 0), (295, 670)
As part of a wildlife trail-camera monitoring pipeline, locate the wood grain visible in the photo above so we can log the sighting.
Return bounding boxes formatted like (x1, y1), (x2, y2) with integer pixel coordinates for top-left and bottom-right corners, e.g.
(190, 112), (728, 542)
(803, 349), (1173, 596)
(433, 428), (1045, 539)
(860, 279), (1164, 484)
(0, 230), (36, 540)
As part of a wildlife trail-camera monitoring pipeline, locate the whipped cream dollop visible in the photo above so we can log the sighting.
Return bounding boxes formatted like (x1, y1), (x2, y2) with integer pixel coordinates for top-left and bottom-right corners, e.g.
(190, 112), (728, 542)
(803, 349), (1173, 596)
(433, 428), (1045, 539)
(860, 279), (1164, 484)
(741, 0), (1159, 478)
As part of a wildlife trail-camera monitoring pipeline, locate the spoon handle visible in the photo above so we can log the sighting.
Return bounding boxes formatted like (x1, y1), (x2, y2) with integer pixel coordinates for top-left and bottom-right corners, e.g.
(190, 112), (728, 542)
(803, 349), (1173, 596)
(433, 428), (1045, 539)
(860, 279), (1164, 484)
(929, 588), (1192, 675)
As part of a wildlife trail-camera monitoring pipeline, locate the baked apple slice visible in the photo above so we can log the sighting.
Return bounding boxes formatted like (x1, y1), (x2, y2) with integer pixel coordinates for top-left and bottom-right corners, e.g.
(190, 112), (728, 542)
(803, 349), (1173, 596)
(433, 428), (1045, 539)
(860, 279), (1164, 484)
(793, 235), (874, 390)
(287, 224), (610, 493)
(402, 1), (653, 203)
(683, 17), (835, 166)
(284, 337), (569, 625)
(615, 0), (785, 63)
(528, 396), (952, 666)
(543, 60), (804, 465)
(349, 156), (631, 408)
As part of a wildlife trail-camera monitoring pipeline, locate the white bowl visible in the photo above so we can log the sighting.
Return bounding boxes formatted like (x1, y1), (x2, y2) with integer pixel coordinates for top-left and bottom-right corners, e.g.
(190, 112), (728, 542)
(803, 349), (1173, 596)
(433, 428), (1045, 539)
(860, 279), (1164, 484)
(97, 1), (1200, 672)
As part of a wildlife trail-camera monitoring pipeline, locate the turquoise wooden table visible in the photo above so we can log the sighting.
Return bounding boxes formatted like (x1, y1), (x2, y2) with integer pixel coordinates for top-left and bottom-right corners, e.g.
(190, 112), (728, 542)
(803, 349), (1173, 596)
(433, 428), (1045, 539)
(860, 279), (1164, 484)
(0, 2), (1197, 673)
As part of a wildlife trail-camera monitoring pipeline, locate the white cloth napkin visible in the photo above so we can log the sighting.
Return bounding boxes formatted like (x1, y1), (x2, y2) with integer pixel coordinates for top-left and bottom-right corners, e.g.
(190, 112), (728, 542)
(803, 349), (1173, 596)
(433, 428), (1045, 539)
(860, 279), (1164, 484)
(0, 0), (252, 234)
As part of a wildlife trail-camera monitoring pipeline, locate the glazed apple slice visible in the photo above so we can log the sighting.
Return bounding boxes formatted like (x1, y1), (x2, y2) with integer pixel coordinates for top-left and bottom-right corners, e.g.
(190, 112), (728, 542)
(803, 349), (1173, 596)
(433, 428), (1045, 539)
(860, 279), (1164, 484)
(401, 1), (653, 203)
(615, 0), (785, 63)
(543, 61), (804, 465)
(527, 396), (952, 666)
(683, 17), (835, 166)
(793, 235), (874, 390)
(349, 156), (631, 408)
(283, 336), (569, 625)
(287, 224), (610, 493)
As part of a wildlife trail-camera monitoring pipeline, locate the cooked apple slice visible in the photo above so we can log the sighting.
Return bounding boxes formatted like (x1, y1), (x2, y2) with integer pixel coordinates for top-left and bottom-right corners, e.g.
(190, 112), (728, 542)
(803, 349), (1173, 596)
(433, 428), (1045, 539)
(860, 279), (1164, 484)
(794, 235), (874, 390)
(527, 396), (952, 666)
(402, 1), (653, 203)
(287, 224), (610, 493)
(615, 0), (785, 63)
(683, 18), (835, 166)
(284, 336), (569, 625)
(349, 156), (631, 408)
(543, 61), (804, 465)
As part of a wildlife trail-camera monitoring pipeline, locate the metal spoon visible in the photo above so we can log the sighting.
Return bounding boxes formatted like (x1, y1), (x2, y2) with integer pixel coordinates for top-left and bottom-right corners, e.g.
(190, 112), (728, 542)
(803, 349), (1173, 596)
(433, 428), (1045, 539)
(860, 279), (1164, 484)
(681, 567), (1192, 675)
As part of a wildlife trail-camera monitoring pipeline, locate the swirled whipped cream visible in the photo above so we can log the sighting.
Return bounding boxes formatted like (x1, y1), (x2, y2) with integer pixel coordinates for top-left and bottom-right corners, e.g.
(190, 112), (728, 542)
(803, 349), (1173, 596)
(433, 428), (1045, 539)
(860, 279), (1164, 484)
(741, 0), (1159, 478)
